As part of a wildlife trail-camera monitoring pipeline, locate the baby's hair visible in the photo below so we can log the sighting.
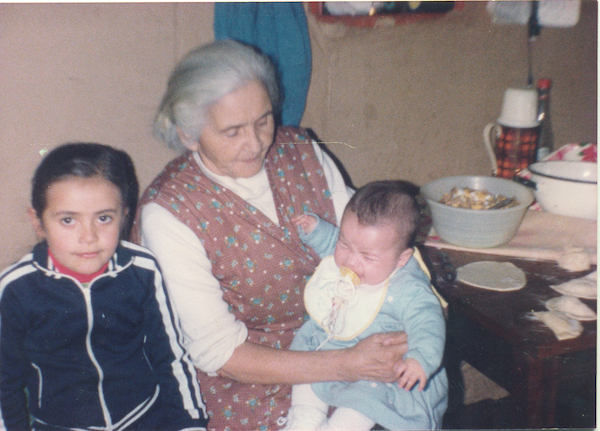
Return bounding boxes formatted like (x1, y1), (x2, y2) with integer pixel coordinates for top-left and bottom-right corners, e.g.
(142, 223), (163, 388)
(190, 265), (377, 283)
(31, 143), (139, 239)
(345, 180), (422, 249)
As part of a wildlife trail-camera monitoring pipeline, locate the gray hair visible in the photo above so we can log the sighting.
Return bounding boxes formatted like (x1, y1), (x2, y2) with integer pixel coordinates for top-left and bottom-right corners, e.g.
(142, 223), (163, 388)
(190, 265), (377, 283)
(154, 40), (281, 153)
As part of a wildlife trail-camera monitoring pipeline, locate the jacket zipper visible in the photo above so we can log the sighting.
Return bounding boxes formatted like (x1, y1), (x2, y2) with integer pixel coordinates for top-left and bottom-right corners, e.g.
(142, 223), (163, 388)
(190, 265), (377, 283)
(79, 284), (113, 429)
(31, 363), (42, 408)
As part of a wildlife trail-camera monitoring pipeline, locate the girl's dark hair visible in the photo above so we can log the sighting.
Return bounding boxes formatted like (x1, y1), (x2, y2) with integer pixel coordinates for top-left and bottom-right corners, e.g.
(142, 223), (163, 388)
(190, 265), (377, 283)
(31, 143), (139, 240)
(345, 180), (423, 249)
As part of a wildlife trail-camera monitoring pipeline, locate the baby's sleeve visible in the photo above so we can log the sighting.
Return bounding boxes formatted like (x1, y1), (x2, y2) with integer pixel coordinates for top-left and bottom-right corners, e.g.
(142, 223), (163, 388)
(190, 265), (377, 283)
(395, 272), (446, 377)
(298, 213), (340, 258)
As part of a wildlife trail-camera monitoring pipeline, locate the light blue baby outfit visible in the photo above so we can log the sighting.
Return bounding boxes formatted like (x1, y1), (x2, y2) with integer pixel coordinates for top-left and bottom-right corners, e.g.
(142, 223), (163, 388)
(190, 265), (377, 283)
(290, 216), (448, 430)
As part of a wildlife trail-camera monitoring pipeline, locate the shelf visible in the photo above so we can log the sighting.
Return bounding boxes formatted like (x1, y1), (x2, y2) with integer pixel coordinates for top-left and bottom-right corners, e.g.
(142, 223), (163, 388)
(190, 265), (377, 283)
(308, 1), (462, 27)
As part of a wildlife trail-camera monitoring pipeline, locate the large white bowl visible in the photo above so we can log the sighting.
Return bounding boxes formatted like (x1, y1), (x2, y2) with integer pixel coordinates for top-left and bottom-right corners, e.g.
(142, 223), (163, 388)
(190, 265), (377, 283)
(421, 176), (534, 248)
(527, 161), (597, 220)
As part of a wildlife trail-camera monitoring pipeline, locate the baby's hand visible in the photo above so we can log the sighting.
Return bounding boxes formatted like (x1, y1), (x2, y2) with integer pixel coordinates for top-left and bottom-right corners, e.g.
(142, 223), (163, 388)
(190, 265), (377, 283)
(292, 214), (318, 235)
(396, 358), (427, 391)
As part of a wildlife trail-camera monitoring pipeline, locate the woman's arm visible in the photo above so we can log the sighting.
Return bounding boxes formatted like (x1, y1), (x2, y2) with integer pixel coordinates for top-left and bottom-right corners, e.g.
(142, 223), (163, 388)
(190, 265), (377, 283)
(140, 203), (248, 373)
(219, 332), (408, 385)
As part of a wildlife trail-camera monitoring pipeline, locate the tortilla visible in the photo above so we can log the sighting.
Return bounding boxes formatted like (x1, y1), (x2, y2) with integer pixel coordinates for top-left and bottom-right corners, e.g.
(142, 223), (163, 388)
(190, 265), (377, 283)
(457, 261), (526, 291)
(531, 311), (584, 341)
(545, 295), (597, 321)
(550, 271), (597, 300)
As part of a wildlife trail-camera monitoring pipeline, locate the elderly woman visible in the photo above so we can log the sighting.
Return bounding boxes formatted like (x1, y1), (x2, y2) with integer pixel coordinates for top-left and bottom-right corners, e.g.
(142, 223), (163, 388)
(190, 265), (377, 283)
(134, 40), (408, 430)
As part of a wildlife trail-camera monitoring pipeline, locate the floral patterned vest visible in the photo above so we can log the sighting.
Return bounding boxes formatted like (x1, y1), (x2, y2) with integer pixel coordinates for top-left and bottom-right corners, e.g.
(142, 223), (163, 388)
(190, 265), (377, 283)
(134, 127), (338, 430)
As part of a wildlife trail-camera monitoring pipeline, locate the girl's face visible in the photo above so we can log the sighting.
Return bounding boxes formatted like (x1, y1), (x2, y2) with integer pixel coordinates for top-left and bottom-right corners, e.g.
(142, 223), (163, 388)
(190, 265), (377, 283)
(333, 210), (413, 286)
(29, 175), (126, 275)
(181, 79), (275, 179)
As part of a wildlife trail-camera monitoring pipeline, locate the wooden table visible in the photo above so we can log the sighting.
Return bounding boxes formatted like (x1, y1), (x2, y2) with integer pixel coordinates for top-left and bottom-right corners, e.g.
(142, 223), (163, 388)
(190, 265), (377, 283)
(422, 246), (597, 428)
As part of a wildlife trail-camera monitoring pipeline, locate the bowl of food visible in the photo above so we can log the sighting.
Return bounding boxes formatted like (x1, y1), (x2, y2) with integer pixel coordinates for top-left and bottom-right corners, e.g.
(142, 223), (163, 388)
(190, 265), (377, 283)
(421, 175), (534, 248)
(526, 161), (597, 220)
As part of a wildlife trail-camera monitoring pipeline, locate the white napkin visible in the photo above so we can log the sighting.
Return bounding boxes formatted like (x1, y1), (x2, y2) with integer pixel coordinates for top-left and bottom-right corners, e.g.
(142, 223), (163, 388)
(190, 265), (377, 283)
(531, 311), (583, 340)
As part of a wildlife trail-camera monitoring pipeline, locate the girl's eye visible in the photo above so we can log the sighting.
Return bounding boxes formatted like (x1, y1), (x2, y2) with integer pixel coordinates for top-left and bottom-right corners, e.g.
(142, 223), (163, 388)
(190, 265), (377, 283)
(60, 217), (74, 226)
(98, 215), (113, 223)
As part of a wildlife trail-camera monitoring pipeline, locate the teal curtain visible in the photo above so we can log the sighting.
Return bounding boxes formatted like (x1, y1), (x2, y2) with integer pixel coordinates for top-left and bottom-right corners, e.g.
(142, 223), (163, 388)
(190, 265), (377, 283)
(214, 2), (312, 127)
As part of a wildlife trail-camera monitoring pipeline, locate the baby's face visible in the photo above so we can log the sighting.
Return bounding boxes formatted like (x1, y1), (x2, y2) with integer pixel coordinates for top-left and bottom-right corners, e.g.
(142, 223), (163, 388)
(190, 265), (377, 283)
(333, 210), (411, 285)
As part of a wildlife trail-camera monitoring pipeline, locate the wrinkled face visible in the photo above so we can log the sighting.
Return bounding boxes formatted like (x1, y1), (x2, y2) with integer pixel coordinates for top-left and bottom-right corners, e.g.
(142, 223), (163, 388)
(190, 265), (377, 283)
(183, 80), (275, 179)
(333, 210), (412, 285)
(30, 176), (126, 275)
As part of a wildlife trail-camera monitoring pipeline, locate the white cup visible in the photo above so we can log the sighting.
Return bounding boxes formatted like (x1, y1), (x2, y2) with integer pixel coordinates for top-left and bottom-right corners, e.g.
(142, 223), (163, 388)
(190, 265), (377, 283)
(497, 88), (540, 128)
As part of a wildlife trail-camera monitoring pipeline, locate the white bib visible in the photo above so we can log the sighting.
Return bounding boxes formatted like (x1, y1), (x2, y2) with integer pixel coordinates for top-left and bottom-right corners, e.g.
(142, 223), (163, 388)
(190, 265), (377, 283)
(304, 256), (390, 340)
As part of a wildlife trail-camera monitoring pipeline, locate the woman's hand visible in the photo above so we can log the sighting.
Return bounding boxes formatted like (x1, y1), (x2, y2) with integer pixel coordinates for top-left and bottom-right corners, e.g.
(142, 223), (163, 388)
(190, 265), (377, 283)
(338, 331), (408, 383)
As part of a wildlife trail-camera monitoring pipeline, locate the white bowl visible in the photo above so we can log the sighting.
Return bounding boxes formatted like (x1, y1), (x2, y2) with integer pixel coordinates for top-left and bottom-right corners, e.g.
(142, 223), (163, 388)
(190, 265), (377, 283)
(527, 161), (597, 220)
(421, 176), (534, 248)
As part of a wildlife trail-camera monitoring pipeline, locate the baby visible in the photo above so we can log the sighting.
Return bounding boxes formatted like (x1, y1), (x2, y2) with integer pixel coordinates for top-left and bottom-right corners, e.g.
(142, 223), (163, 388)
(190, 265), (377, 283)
(284, 180), (447, 430)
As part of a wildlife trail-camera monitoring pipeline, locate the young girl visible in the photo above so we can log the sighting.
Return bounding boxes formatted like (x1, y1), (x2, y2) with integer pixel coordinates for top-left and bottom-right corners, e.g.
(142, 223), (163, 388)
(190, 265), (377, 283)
(0, 143), (208, 431)
(283, 181), (447, 430)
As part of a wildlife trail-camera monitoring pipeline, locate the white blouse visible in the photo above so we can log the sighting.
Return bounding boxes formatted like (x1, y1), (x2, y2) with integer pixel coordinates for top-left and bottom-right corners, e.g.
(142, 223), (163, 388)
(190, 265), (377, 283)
(140, 143), (352, 373)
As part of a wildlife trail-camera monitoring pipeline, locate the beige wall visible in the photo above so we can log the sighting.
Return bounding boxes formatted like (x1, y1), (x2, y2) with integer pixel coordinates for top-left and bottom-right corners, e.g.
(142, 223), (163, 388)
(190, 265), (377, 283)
(1, 2), (597, 269)
(0, 3), (215, 268)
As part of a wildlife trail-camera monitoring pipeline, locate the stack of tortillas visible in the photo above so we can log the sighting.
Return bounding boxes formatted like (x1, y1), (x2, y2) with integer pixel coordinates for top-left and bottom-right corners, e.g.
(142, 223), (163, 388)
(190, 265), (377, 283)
(536, 271), (597, 340)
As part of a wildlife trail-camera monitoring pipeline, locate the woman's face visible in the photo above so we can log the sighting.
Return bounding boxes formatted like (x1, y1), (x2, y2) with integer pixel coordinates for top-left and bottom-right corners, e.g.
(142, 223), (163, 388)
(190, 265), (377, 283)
(188, 80), (275, 179)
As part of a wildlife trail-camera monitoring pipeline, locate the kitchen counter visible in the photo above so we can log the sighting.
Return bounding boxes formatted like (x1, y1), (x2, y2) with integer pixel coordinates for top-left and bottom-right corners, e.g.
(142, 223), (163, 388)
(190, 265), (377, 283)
(425, 209), (597, 264)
